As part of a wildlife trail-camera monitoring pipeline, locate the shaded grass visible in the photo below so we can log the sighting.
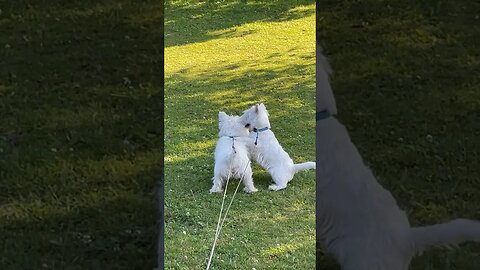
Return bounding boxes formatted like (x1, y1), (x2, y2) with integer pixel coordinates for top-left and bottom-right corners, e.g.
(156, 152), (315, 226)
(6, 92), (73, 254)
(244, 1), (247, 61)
(0, 1), (162, 269)
(165, 0), (315, 47)
(318, 0), (480, 269)
(165, 1), (315, 269)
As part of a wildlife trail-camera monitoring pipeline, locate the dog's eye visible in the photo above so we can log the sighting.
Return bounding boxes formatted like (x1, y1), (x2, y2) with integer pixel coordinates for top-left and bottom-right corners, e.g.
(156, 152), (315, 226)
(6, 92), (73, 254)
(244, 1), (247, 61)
(245, 123), (250, 128)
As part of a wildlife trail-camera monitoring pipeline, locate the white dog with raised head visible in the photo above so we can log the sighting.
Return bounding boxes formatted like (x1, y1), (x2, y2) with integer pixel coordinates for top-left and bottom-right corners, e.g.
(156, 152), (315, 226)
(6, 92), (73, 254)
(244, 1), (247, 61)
(210, 112), (258, 194)
(241, 103), (316, 191)
(316, 42), (480, 270)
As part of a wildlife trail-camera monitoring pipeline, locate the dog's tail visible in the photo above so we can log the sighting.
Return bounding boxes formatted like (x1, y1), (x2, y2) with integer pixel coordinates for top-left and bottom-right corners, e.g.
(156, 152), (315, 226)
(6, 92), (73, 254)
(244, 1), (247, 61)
(411, 219), (480, 254)
(293, 162), (316, 172)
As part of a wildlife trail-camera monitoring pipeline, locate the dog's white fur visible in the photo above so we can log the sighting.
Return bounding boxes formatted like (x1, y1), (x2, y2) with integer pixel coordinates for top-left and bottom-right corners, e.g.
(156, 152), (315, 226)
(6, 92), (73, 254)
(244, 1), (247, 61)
(317, 43), (480, 270)
(242, 103), (316, 191)
(210, 112), (258, 193)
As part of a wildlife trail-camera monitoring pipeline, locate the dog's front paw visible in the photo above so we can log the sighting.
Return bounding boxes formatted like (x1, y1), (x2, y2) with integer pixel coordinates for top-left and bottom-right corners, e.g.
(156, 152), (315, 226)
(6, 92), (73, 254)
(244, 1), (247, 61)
(243, 186), (258, 193)
(210, 186), (223, 193)
(268, 184), (286, 191)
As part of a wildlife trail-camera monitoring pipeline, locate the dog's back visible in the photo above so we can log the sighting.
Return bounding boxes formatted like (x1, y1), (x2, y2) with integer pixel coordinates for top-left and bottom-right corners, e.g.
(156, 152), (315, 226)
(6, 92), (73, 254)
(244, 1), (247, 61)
(214, 136), (250, 176)
(317, 117), (414, 270)
(248, 130), (293, 170)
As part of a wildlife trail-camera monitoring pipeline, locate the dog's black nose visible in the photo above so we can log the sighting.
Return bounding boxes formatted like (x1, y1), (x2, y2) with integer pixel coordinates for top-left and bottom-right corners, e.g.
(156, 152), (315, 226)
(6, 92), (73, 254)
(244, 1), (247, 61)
(245, 123), (250, 128)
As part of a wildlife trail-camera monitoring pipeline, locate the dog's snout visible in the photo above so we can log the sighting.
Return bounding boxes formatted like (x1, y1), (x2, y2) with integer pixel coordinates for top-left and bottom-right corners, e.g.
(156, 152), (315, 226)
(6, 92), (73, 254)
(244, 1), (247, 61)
(245, 123), (251, 128)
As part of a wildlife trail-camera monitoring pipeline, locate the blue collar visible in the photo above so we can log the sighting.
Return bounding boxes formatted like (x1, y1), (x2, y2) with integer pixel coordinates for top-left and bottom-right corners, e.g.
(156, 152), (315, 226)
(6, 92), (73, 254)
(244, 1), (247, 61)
(316, 110), (331, 121)
(252, 127), (269, 146)
(253, 127), (269, 132)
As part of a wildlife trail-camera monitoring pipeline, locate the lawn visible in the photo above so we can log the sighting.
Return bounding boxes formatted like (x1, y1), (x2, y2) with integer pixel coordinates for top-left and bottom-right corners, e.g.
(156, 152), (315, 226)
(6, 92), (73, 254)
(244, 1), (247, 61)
(164, 0), (316, 269)
(0, 1), (162, 269)
(318, 0), (480, 269)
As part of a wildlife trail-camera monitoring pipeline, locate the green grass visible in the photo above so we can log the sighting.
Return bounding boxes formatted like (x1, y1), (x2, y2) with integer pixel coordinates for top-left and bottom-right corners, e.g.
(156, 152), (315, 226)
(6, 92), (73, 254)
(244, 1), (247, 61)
(0, 1), (162, 269)
(164, 0), (315, 269)
(318, 0), (480, 269)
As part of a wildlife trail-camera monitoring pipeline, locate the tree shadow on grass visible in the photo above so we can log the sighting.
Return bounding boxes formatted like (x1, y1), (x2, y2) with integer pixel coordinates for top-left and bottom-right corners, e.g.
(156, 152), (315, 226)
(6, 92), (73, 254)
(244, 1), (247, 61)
(0, 1), (163, 269)
(165, 0), (315, 47)
(318, 0), (480, 199)
(0, 152), (163, 269)
(1, 187), (158, 270)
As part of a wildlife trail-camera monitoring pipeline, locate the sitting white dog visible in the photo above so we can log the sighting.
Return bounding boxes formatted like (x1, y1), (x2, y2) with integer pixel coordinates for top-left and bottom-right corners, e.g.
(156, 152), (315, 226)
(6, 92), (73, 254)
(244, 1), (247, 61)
(210, 111), (258, 194)
(241, 103), (316, 191)
(317, 43), (480, 270)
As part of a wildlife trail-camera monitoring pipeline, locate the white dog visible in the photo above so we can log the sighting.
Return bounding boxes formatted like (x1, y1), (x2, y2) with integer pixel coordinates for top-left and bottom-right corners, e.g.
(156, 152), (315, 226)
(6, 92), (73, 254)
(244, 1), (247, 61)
(210, 111), (258, 194)
(316, 43), (480, 270)
(241, 103), (316, 191)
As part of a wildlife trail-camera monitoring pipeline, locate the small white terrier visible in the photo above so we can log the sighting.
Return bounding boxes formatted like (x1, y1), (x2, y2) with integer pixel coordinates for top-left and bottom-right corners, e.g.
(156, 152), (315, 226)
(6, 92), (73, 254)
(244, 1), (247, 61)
(317, 43), (480, 270)
(210, 111), (258, 194)
(241, 103), (316, 191)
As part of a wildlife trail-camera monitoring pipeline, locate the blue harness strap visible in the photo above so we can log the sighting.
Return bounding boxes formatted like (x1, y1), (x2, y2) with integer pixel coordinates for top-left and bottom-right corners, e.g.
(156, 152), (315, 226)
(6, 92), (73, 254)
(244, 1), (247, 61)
(228, 136), (237, 153)
(252, 127), (269, 146)
(316, 110), (331, 121)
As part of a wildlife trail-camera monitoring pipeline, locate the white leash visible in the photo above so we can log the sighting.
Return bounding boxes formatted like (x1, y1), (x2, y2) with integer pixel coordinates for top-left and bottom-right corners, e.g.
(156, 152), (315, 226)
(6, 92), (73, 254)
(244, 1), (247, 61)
(206, 161), (250, 270)
(206, 174), (230, 270)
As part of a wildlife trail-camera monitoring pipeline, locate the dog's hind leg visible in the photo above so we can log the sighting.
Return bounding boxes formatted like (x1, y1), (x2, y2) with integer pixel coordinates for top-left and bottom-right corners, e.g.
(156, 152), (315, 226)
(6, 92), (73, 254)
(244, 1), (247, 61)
(241, 165), (258, 193)
(268, 176), (288, 191)
(268, 169), (291, 191)
(268, 183), (287, 191)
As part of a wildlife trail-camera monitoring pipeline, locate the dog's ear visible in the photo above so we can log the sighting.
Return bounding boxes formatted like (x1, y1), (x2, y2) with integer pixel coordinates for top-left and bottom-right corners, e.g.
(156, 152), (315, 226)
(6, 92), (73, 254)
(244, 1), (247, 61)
(238, 113), (251, 128)
(218, 111), (228, 122)
(254, 104), (259, 113)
